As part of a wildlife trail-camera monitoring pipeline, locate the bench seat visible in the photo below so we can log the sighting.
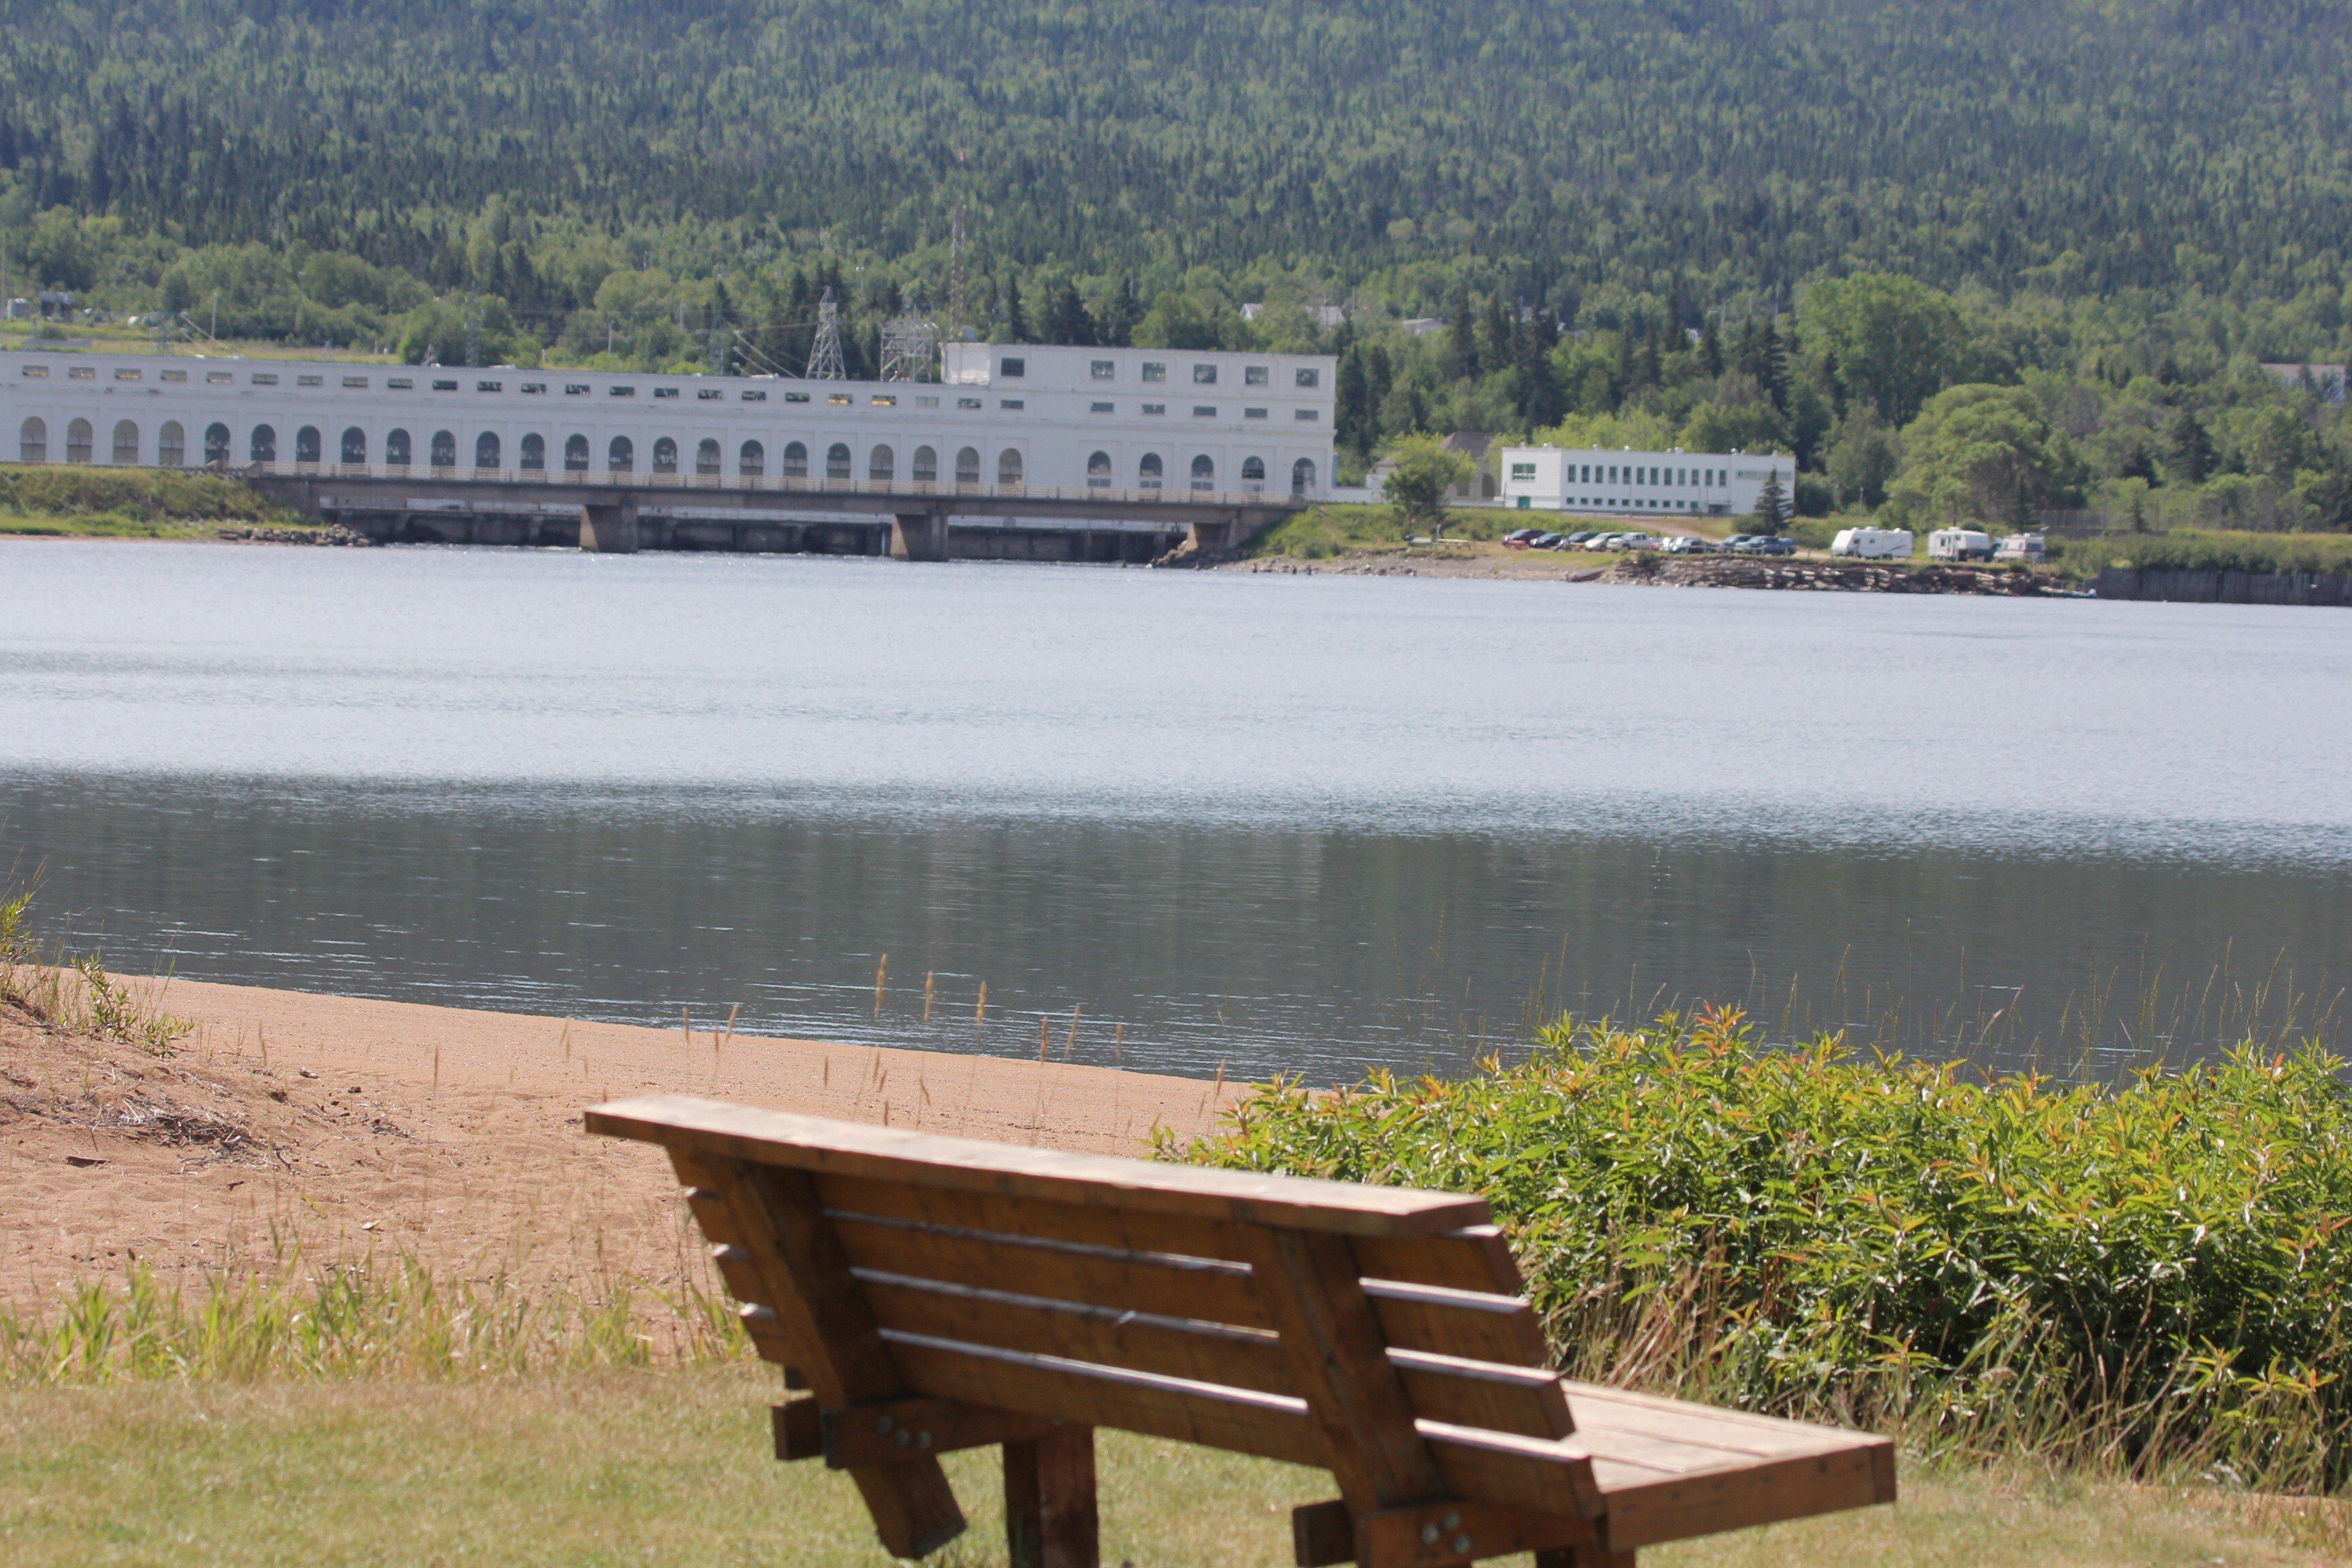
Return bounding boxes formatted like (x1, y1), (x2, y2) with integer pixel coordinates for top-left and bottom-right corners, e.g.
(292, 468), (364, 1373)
(589, 1093), (1893, 1567)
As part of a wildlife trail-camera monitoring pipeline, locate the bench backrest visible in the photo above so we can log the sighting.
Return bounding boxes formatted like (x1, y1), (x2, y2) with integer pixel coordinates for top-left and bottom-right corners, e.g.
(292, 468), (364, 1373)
(589, 1095), (1601, 1557)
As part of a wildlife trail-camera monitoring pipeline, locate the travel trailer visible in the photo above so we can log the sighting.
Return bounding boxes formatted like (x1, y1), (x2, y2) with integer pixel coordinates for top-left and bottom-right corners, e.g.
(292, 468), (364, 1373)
(1830, 526), (1914, 560)
(1928, 528), (1995, 561)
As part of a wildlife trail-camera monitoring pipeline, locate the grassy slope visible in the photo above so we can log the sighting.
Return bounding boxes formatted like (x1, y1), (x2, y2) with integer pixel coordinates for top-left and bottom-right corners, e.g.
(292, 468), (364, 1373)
(0, 466), (310, 538)
(0, 1370), (2338, 1566)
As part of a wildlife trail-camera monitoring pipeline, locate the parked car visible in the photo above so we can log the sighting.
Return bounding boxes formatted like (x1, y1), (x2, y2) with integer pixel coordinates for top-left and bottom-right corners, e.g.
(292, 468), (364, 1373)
(1831, 526), (1914, 560)
(1928, 528), (1995, 561)
(1532, 533), (1566, 549)
(1503, 528), (1544, 549)
(1755, 536), (1798, 557)
(1720, 534), (1757, 553)
(1563, 531), (1599, 546)
(1660, 535), (1714, 554)
(1617, 533), (1661, 551)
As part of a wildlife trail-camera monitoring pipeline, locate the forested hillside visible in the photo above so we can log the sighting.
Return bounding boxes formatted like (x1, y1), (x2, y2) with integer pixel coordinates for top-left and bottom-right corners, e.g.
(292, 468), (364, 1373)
(5, 0), (2352, 530)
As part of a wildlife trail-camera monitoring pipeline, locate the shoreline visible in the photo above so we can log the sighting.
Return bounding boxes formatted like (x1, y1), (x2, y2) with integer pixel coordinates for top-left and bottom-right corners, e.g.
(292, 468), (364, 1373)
(1, 977), (1245, 1307)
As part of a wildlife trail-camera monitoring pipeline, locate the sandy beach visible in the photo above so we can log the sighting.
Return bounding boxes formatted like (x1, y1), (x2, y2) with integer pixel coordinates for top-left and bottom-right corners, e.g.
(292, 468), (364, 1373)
(0, 977), (1245, 1309)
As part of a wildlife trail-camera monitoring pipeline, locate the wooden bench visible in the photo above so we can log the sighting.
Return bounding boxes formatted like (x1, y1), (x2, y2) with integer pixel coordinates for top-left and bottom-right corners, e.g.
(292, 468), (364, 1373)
(589, 1095), (1894, 1566)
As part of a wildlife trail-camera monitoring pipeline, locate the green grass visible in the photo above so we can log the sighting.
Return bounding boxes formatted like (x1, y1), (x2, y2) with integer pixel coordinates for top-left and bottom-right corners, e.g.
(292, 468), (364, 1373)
(1171, 1008), (2352, 1497)
(2052, 529), (2352, 580)
(0, 465), (310, 539)
(2, 1370), (2341, 1566)
(1248, 502), (1528, 559)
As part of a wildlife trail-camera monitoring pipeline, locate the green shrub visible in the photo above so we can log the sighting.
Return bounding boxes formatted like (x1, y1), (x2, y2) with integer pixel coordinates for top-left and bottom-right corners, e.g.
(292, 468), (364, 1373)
(1169, 1008), (2352, 1489)
(0, 466), (304, 534)
(2056, 528), (2352, 580)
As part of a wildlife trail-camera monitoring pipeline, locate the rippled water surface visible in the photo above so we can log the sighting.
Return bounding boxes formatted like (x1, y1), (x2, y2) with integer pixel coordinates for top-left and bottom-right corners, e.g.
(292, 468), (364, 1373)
(2, 540), (2345, 1080)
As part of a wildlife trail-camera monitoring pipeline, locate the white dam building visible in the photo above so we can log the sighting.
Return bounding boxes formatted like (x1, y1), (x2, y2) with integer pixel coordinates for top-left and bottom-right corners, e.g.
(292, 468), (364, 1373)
(4, 340), (1336, 504)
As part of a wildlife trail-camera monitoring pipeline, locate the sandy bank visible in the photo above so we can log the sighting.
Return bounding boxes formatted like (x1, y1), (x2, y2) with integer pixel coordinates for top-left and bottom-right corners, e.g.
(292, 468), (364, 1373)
(0, 978), (1244, 1308)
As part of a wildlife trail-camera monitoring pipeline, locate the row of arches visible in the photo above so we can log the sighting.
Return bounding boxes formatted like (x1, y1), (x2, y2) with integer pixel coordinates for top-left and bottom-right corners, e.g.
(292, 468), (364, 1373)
(15, 417), (1317, 493)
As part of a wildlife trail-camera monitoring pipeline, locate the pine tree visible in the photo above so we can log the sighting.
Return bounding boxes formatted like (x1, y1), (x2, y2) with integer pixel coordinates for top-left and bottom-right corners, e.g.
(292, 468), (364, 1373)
(1042, 282), (1093, 345)
(1446, 291), (1478, 379)
(2169, 409), (2216, 482)
(1002, 276), (1029, 341)
(1335, 349), (1371, 455)
(1699, 317), (1724, 378)
(1752, 468), (1789, 535)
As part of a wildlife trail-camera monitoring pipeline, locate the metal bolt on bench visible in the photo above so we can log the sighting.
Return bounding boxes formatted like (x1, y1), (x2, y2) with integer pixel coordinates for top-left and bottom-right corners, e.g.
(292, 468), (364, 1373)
(589, 1095), (1895, 1567)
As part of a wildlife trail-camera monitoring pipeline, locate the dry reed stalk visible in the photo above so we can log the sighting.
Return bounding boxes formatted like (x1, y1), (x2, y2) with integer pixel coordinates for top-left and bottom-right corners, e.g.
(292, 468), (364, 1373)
(1037, 1017), (1049, 1061)
(976, 980), (987, 1026)
(923, 971), (934, 1023)
(1064, 1006), (1080, 1059)
(873, 954), (887, 1014)
(558, 1019), (572, 1060)
(1113, 1022), (1124, 1064)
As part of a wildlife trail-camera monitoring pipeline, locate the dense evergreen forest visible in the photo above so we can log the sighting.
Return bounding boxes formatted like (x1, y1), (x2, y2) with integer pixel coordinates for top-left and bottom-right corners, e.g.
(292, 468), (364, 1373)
(4, 0), (2352, 526)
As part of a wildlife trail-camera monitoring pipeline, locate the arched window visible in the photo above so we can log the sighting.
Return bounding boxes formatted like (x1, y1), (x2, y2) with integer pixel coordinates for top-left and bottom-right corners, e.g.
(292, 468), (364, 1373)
(430, 429), (457, 469)
(340, 427), (367, 465)
(997, 448), (1023, 485)
(1291, 457), (1317, 496)
(608, 436), (634, 472)
(17, 417), (45, 463)
(783, 441), (808, 479)
(206, 423), (232, 466)
(912, 445), (937, 483)
(520, 433), (546, 471)
(653, 437), (678, 475)
(826, 442), (852, 480)
(1189, 454), (1215, 491)
(475, 432), (501, 469)
(66, 418), (95, 464)
(113, 420), (141, 465)
(386, 429), (413, 466)
(955, 446), (981, 484)
(739, 440), (764, 478)
(869, 444), (894, 482)
(1087, 450), (1112, 488)
(246, 424), (274, 464)
(294, 425), (321, 465)
(696, 438), (721, 476)
(1139, 453), (1163, 488)
(1241, 455), (1265, 484)
(158, 422), (185, 467)
(563, 434), (589, 472)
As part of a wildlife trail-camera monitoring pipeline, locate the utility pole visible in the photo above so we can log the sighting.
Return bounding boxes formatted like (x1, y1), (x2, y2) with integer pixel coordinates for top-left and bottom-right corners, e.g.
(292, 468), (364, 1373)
(806, 288), (846, 379)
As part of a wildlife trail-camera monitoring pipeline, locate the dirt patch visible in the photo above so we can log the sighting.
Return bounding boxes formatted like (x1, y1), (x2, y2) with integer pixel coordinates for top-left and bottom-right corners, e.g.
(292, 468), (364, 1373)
(0, 979), (1244, 1310)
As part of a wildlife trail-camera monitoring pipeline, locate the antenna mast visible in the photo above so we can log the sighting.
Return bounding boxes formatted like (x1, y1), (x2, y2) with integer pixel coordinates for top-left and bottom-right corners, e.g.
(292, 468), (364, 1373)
(806, 287), (847, 379)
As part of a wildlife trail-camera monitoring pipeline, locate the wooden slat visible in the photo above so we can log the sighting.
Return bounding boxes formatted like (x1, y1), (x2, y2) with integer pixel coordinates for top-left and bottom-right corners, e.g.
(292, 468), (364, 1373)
(1241, 1225), (1446, 1511)
(716, 1162), (966, 1559)
(1364, 1280), (1551, 1368)
(1352, 1227), (1525, 1294)
(1587, 1438), (1889, 1551)
(1417, 1422), (1603, 1521)
(590, 1095), (1493, 1237)
(858, 1271), (1294, 1394)
(823, 1173), (1250, 1264)
(879, 1329), (1333, 1468)
(1392, 1350), (1574, 1441)
(831, 1210), (1273, 1329)
(820, 1395), (1062, 1468)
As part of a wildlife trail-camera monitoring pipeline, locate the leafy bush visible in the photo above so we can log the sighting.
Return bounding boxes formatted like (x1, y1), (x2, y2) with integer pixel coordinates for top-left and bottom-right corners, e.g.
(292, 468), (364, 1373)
(2060, 528), (2352, 580)
(0, 467), (303, 532)
(1169, 1008), (2352, 1489)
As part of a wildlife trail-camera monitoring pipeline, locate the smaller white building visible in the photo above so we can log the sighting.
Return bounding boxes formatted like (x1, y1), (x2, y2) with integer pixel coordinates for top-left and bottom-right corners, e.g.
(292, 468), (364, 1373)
(1498, 446), (1795, 519)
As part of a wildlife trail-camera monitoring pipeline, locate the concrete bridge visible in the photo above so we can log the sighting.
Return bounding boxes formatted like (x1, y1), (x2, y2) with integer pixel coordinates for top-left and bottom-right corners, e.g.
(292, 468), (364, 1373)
(247, 467), (1306, 563)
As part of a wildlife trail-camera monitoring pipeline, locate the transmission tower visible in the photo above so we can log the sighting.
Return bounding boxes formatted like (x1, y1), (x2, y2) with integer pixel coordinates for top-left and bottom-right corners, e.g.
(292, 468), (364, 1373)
(806, 287), (847, 379)
(946, 201), (969, 341)
(879, 306), (937, 382)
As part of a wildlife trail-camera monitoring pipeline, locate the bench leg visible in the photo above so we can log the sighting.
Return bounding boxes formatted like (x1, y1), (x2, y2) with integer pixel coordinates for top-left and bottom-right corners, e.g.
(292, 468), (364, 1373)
(1536, 1550), (1633, 1568)
(1005, 1424), (1099, 1568)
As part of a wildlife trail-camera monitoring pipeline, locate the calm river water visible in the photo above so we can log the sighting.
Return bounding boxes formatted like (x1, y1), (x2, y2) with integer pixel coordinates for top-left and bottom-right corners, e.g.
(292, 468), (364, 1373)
(1, 540), (2345, 1082)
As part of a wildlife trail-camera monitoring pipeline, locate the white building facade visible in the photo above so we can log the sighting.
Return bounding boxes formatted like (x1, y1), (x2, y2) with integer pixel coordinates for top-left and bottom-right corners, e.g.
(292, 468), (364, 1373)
(2, 341), (1336, 501)
(1499, 445), (1795, 519)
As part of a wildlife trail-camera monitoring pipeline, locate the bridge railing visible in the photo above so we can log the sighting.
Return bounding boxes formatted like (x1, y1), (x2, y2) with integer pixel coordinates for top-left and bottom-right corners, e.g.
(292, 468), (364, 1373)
(233, 461), (1303, 511)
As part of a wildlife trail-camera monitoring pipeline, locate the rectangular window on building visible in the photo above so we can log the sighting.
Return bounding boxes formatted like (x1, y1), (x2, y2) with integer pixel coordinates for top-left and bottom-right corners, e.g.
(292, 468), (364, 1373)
(829, 393), (853, 406)
(1295, 409), (1319, 420)
(1295, 368), (1320, 388)
(522, 383), (546, 394)
(19, 365), (47, 378)
(1607, 466), (1617, 482)
(68, 367), (94, 379)
(344, 376), (371, 389)
(871, 395), (898, 406)
(566, 384), (590, 396)
(1244, 407), (1267, 419)
(251, 373), (278, 386)
(386, 377), (413, 390)
(1511, 463), (1537, 481)
(785, 391), (811, 403)
(999, 357), (1025, 378)
(653, 387), (678, 399)
(1192, 364), (1218, 384)
(1143, 403), (1165, 415)
(1091, 401), (1114, 413)
(999, 398), (1025, 409)
(914, 396), (938, 407)
(161, 369), (187, 383)
(115, 368), (143, 381)
(476, 381), (502, 393)
(1091, 360), (1115, 379)
(299, 374), (323, 387)
(1142, 362), (1166, 382)
(698, 388), (722, 400)
(610, 385), (635, 396)
(741, 390), (767, 401)
(1192, 405), (1216, 418)
(957, 397), (981, 409)
(431, 379), (458, 391)
(1245, 365), (1268, 386)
